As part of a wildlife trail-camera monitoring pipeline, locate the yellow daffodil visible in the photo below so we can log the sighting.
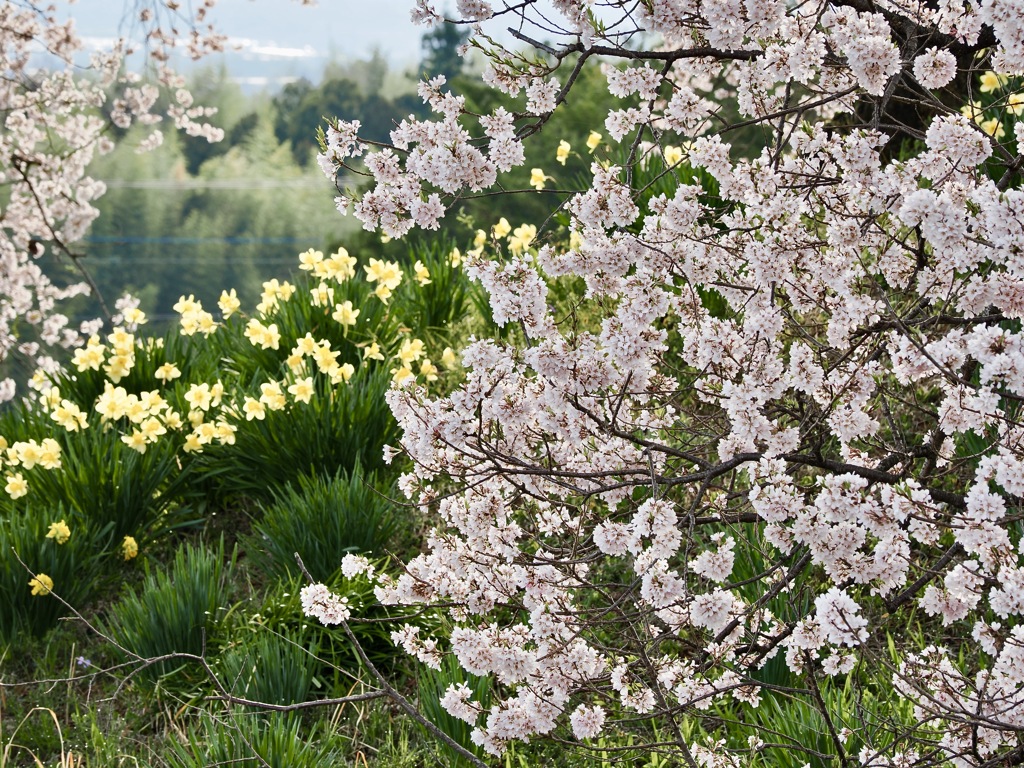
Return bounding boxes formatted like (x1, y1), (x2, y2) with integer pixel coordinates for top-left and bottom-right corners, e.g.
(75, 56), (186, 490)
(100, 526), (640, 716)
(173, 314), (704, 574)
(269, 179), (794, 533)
(407, 261), (430, 287)
(980, 70), (1008, 93)
(259, 382), (287, 411)
(155, 362), (181, 382)
(140, 417), (167, 441)
(961, 100), (984, 123)
(182, 432), (204, 453)
(243, 397), (266, 421)
(286, 353), (305, 372)
(473, 229), (487, 249)
(364, 342), (385, 361)
(332, 300), (360, 327)
(569, 230), (583, 251)
(38, 439), (61, 470)
(391, 365), (414, 384)
(29, 573), (53, 596)
(664, 145), (684, 165)
(331, 362), (355, 384)
(556, 140), (570, 165)
(420, 359), (439, 382)
(374, 284), (393, 303)
(51, 400), (87, 432)
(288, 377), (315, 403)
(1008, 92), (1024, 116)
(586, 131), (602, 152)
(529, 168), (549, 190)
(509, 223), (537, 255)
(441, 347), (457, 368)
(215, 421), (237, 445)
(397, 338), (425, 365)
(218, 288), (240, 317)
(122, 536), (138, 561)
(310, 282), (335, 308)
(122, 307), (147, 326)
(46, 519), (70, 545)
(323, 248), (358, 281)
(364, 258), (403, 290)
(185, 383), (213, 412)
(298, 248), (324, 271)
(981, 117), (1006, 139)
(121, 431), (148, 454)
(493, 217), (512, 239)
(72, 338), (106, 372)
(450, 247), (463, 267)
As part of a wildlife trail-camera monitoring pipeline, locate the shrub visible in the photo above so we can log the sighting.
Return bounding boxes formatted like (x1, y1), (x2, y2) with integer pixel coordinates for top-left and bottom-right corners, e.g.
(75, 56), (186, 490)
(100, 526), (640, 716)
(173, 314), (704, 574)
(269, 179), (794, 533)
(216, 630), (318, 706)
(0, 506), (108, 640)
(104, 539), (234, 682)
(246, 466), (397, 583)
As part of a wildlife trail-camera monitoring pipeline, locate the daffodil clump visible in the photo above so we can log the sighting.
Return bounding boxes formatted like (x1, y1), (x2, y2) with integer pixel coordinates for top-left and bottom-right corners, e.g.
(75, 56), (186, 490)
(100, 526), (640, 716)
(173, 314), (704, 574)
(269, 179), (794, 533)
(1, 240), (468, 620)
(960, 70), (1024, 140)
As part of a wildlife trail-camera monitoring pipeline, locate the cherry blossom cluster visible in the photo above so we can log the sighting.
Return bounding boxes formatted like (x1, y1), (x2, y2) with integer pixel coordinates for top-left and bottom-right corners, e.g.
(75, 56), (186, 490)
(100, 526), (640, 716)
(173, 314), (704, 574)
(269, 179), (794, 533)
(1, 1), (229, 399)
(321, 0), (1024, 763)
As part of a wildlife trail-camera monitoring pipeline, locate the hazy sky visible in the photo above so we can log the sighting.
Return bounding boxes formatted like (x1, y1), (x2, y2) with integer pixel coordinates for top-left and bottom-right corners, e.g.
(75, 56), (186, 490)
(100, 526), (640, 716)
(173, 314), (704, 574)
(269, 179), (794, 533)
(70, 0), (426, 61)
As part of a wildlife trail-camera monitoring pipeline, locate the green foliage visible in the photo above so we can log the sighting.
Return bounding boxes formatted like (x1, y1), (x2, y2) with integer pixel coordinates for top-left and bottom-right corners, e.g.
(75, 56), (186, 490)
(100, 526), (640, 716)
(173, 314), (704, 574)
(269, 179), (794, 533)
(216, 630), (318, 706)
(104, 540), (235, 682)
(166, 711), (345, 768)
(195, 365), (398, 502)
(247, 466), (397, 583)
(416, 656), (492, 767)
(0, 506), (107, 640)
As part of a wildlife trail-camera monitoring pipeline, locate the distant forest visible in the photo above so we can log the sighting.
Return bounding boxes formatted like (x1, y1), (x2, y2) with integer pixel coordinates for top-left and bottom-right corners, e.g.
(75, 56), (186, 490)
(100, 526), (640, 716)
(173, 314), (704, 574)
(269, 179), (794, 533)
(65, 23), (636, 332)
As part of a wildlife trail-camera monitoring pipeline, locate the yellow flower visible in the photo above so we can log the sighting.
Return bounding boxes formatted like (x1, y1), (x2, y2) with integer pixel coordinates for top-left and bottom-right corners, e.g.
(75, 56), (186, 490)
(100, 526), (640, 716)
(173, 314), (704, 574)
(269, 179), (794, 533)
(364, 258), (403, 290)
(364, 342), (385, 361)
(397, 338), (425, 365)
(122, 536), (138, 561)
(29, 573), (53, 596)
(215, 421), (237, 445)
(38, 439), (61, 470)
(243, 397), (266, 421)
(509, 223), (537, 255)
(185, 383), (213, 412)
(391, 365), (414, 384)
(140, 417), (167, 441)
(414, 260), (432, 286)
(155, 362), (181, 382)
(310, 282), (335, 308)
(121, 431), (148, 454)
(1008, 92), (1024, 116)
(981, 117), (1006, 139)
(259, 382), (287, 411)
(420, 359), (439, 382)
(323, 248), (358, 281)
(586, 131), (602, 152)
(331, 363), (356, 384)
(288, 377), (315, 404)
(296, 333), (319, 356)
(569, 230), (583, 251)
(182, 432), (204, 453)
(492, 217), (512, 239)
(529, 168), (549, 190)
(218, 288), (241, 317)
(374, 284), (393, 304)
(980, 70), (1008, 93)
(51, 400), (87, 432)
(664, 145), (684, 165)
(441, 347), (457, 368)
(556, 140), (570, 165)
(46, 519), (71, 545)
(473, 229), (487, 249)
(313, 343), (340, 372)
(122, 307), (147, 326)
(450, 247), (463, 267)
(332, 300), (360, 327)
(286, 353), (305, 372)
(298, 248), (324, 271)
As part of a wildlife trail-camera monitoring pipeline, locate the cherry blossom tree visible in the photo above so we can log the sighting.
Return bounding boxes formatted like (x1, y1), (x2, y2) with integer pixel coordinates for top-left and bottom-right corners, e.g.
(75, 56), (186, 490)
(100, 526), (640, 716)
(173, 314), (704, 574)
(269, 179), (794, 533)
(0, 1), (226, 398)
(303, 1), (1024, 765)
